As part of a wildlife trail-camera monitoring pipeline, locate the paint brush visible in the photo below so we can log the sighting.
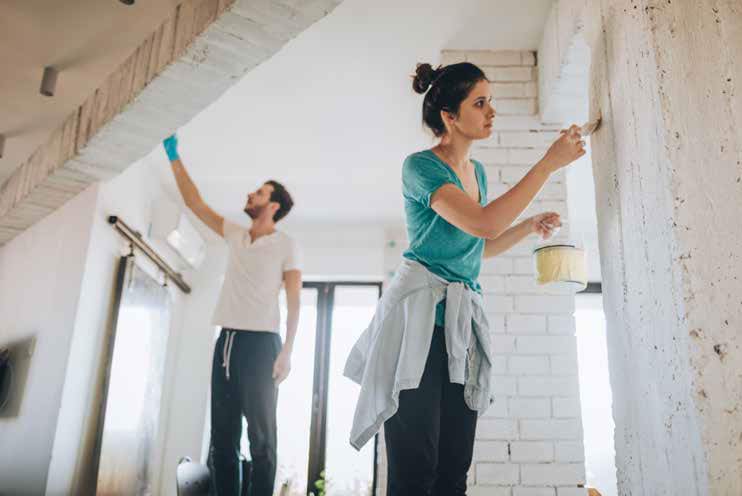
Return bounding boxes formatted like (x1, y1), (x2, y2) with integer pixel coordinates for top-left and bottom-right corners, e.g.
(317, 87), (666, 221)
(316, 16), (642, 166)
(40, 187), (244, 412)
(580, 113), (602, 137)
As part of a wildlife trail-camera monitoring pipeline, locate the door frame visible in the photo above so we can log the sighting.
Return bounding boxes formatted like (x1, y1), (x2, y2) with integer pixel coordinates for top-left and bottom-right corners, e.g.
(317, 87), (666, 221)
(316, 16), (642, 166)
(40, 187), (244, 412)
(304, 281), (382, 496)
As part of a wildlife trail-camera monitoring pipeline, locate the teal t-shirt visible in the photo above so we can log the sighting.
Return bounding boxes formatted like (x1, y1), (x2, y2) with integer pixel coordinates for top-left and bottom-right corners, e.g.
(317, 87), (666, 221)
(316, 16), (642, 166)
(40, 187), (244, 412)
(401, 149), (488, 325)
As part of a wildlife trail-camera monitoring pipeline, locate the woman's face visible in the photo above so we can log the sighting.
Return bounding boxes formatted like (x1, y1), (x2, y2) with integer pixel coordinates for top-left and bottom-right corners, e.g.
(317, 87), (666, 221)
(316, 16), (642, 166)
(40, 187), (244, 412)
(445, 79), (496, 140)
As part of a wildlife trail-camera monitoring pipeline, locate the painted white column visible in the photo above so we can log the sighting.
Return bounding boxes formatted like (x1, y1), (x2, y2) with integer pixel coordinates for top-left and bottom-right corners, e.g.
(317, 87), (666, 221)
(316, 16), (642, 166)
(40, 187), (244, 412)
(587, 1), (742, 494)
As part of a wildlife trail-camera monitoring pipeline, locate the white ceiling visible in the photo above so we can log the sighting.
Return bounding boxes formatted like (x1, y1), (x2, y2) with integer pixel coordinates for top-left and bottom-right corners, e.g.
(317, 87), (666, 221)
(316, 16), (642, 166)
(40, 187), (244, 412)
(0, 0), (176, 184)
(446, 1), (556, 51)
(151, 0), (554, 229)
(136, 0), (602, 280)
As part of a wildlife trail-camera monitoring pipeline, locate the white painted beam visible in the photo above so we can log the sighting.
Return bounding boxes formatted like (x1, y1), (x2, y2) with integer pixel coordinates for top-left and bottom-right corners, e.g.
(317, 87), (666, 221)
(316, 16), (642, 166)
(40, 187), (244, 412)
(0, 0), (341, 245)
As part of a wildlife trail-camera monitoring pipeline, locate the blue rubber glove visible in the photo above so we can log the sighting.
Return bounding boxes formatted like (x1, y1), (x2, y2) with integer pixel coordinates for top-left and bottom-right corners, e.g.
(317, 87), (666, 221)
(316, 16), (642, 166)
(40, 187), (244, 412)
(163, 134), (180, 161)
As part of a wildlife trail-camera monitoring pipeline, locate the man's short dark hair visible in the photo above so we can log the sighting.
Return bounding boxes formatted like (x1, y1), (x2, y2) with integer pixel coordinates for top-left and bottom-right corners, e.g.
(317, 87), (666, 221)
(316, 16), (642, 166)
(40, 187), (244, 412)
(266, 180), (293, 222)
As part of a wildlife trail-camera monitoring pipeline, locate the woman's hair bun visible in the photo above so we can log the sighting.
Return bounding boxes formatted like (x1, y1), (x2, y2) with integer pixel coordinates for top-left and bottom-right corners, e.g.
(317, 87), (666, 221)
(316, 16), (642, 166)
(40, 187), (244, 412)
(412, 63), (438, 94)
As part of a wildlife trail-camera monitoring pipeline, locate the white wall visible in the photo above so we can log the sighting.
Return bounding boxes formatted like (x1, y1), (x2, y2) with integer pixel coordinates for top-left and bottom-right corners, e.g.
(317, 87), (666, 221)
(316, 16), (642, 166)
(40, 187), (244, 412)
(286, 222), (388, 281)
(468, 49), (586, 496)
(156, 241), (227, 496)
(0, 185), (98, 495)
(0, 149), (227, 495)
(45, 156), (228, 495)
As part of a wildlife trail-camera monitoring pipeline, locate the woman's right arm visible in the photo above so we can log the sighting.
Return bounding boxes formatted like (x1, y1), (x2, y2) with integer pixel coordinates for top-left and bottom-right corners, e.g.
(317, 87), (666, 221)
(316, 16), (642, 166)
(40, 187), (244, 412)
(431, 125), (585, 239)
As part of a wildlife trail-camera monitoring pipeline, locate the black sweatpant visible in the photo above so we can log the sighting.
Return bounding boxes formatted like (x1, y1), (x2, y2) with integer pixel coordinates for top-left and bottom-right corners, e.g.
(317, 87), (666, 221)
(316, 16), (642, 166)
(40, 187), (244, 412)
(384, 326), (478, 496)
(210, 328), (281, 496)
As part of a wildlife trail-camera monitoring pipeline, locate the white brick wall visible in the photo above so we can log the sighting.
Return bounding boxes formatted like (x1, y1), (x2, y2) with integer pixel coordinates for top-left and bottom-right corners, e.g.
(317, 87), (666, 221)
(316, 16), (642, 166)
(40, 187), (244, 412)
(376, 50), (584, 496)
(508, 356), (550, 375)
(555, 441), (585, 463)
(451, 49), (585, 496)
(470, 487), (513, 496)
(514, 488), (557, 496)
(521, 464), (585, 485)
(511, 442), (555, 463)
(474, 441), (511, 462)
(478, 418), (519, 440)
(553, 397), (582, 419)
(520, 419), (581, 440)
(556, 488), (588, 496)
(477, 463), (521, 485)
(508, 314), (547, 334)
(509, 398), (551, 419)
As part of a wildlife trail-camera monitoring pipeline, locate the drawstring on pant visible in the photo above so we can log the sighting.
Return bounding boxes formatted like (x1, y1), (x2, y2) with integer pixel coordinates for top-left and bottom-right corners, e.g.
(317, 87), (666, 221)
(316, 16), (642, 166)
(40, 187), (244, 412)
(222, 331), (236, 380)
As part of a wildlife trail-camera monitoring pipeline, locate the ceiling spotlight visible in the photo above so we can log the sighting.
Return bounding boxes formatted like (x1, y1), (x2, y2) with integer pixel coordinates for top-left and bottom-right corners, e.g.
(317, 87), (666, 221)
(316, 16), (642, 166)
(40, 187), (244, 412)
(119, 0), (135, 5)
(40, 66), (58, 97)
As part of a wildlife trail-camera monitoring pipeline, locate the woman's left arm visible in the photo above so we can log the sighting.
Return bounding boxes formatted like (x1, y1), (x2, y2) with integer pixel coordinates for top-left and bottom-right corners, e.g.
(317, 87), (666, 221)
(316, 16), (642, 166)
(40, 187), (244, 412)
(483, 212), (561, 259)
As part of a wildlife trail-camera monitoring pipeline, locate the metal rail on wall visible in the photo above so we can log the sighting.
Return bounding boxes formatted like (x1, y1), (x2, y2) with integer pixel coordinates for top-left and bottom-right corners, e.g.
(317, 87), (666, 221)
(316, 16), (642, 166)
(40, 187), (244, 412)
(108, 215), (191, 294)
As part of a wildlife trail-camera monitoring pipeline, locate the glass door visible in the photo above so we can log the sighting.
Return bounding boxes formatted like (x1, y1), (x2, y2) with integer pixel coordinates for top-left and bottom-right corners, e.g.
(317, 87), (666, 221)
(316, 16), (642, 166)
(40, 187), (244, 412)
(304, 282), (381, 496)
(246, 282), (381, 496)
(274, 287), (320, 495)
(323, 285), (380, 495)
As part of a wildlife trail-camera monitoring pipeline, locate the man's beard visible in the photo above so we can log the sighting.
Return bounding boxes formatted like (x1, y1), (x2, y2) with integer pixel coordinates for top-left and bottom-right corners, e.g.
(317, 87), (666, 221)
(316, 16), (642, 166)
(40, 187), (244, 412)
(244, 203), (265, 220)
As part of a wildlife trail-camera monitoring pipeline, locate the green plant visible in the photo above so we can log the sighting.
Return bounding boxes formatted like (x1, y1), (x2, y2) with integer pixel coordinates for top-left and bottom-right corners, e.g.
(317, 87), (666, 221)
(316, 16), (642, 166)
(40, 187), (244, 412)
(310, 470), (327, 496)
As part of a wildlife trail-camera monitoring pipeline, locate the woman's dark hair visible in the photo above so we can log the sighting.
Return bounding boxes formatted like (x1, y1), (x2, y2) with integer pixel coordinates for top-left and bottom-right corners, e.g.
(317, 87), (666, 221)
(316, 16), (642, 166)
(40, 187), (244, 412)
(412, 62), (488, 137)
(266, 180), (294, 222)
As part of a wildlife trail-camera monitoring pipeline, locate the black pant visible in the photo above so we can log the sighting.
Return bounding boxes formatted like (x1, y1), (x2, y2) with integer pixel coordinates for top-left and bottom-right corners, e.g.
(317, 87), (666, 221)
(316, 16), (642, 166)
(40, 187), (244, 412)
(384, 326), (478, 496)
(210, 329), (281, 496)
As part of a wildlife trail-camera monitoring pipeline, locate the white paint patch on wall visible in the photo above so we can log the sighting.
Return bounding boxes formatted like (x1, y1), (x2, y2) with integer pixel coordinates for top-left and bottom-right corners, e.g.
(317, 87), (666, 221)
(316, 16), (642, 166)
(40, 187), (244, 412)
(537, 0), (600, 283)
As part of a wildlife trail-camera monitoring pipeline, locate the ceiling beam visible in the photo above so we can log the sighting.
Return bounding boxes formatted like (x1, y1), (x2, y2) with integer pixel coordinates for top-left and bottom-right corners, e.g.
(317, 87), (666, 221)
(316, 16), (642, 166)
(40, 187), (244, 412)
(0, 0), (341, 245)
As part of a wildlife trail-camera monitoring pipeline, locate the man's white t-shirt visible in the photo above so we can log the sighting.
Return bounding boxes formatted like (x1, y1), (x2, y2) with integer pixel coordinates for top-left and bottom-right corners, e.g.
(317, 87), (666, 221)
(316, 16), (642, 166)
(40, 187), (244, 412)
(212, 220), (301, 333)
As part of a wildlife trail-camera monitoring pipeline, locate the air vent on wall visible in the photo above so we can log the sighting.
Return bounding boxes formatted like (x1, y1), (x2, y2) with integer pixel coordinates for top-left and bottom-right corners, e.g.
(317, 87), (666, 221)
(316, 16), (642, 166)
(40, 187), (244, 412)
(150, 197), (206, 269)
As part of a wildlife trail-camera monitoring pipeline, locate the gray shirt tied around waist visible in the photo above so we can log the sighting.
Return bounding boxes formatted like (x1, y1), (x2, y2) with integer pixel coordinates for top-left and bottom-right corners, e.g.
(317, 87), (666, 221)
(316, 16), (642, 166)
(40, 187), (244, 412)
(343, 258), (494, 450)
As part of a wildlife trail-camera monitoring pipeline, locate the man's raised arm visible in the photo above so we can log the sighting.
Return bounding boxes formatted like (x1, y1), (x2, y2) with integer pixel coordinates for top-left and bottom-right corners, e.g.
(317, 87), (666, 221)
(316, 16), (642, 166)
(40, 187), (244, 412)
(163, 134), (225, 237)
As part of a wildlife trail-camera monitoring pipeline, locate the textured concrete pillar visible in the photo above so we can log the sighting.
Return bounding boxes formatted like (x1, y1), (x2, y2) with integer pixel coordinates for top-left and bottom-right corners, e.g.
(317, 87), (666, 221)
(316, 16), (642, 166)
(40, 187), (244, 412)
(588, 1), (742, 494)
